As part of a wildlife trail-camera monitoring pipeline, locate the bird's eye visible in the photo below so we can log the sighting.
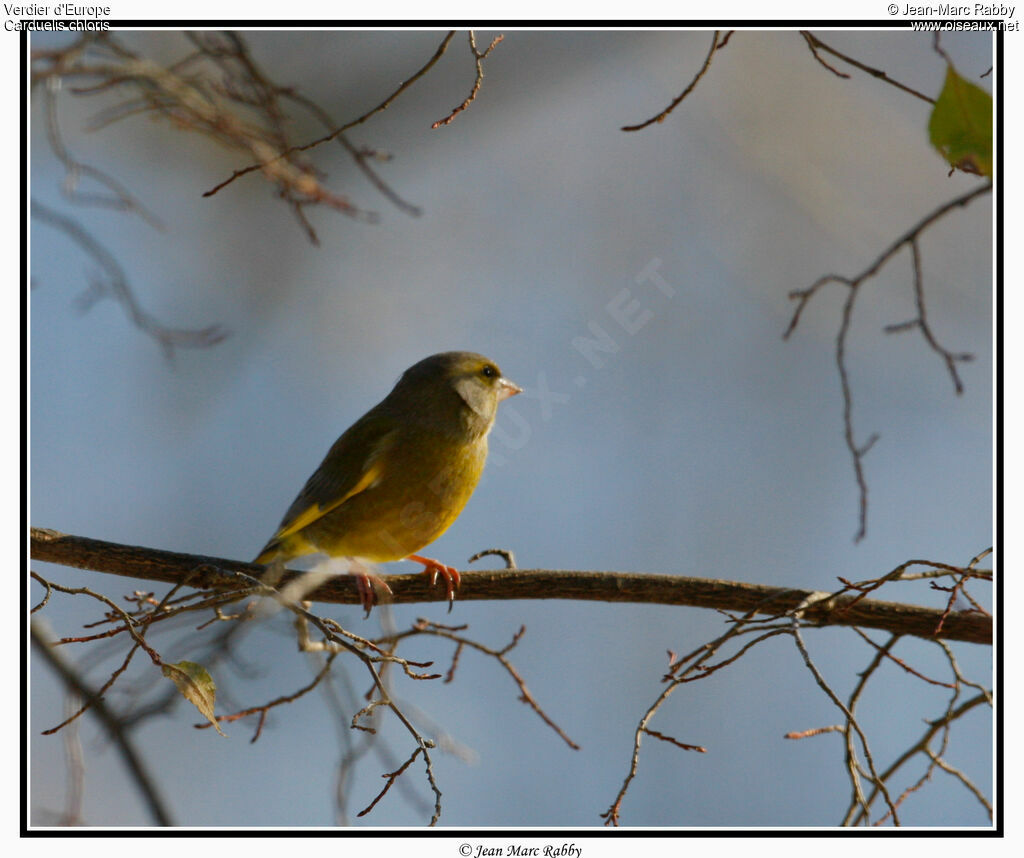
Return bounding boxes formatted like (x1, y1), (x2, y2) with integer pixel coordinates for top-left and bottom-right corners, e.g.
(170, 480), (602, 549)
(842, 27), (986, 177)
(481, 365), (497, 379)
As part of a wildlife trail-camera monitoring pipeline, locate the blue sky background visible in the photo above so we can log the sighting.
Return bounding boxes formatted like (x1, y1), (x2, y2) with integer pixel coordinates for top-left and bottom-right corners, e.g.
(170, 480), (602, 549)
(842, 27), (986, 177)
(29, 28), (994, 829)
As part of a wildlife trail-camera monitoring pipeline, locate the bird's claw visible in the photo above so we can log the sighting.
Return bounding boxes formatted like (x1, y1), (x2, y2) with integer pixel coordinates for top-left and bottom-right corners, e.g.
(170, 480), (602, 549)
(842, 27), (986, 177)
(352, 568), (393, 618)
(407, 554), (461, 612)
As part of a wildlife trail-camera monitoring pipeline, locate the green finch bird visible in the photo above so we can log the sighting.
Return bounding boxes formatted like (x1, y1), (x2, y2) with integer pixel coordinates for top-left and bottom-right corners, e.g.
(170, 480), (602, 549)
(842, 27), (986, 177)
(256, 351), (521, 612)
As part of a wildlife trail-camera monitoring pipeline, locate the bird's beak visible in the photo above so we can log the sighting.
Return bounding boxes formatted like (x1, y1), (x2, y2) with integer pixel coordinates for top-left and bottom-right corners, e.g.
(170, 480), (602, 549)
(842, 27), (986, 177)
(497, 377), (522, 402)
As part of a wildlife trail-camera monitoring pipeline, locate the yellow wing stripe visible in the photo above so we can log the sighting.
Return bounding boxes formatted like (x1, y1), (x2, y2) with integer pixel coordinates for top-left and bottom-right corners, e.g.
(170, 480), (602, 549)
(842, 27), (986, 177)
(272, 463), (380, 542)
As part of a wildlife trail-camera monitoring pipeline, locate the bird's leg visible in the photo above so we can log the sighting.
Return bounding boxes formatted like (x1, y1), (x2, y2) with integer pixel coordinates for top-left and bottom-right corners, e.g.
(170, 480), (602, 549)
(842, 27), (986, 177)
(348, 559), (393, 618)
(406, 554), (461, 612)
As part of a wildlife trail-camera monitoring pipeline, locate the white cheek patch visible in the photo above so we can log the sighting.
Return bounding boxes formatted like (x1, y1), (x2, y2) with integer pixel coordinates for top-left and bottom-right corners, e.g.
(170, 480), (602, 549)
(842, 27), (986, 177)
(454, 376), (491, 418)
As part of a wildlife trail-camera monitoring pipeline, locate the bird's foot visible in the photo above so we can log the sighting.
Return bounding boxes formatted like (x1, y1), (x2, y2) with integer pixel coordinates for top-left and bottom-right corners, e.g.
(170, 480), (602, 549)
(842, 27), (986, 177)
(406, 554), (461, 612)
(349, 564), (393, 618)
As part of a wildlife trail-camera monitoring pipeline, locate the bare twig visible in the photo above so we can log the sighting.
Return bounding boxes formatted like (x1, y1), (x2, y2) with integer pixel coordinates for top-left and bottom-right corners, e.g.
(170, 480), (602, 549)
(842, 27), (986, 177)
(800, 31), (936, 104)
(800, 31), (850, 78)
(852, 692), (991, 825)
(357, 746), (425, 817)
(31, 622), (174, 826)
(851, 628), (955, 689)
(883, 241), (973, 393)
(432, 31), (504, 128)
(604, 550), (991, 826)
(641, 728), (706, 753)
(837, 556), (989, 594)
(31, 575), (54, 613)
(283, 91), (422, 217)
(42, 78), (162, 228)
(30, 572), (163, 665)
(31, 199), (228, 358)
(203, 31), (457, 200)
(468, 547), (517, 569)
(789, 617), (899, 824)
(197, 652), (338, 742)
(602, 605), (764, 825)
(932, 33), (954, 68)
(226, 571), (445, 824)
(399, 620), (579, 750)
(622, 30), (732, 132)
(784, 182), (991, 540)
(785, 725), (844, 739)
(33, 33), (385, 242)
(32, 570), (205, 735)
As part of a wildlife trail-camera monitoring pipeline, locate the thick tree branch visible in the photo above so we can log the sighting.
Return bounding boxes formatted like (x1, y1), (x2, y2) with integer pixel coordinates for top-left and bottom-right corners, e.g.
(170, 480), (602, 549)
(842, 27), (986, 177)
(30, 527), (990, 645)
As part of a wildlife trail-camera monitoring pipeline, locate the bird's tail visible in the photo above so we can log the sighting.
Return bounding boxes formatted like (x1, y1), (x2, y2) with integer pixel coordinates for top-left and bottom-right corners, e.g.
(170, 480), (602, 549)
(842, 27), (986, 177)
(254, 539), (282, 565)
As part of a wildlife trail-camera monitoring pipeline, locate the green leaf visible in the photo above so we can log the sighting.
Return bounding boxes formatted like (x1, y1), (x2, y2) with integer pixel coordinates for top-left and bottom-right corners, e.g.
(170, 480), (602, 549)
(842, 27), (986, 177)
(928, 65), (993, 177)
(162, 660), (226, 736)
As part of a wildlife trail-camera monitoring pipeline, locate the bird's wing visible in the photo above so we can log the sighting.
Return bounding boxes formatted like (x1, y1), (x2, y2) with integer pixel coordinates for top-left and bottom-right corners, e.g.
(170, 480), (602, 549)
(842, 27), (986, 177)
(269, 413), (396, 544)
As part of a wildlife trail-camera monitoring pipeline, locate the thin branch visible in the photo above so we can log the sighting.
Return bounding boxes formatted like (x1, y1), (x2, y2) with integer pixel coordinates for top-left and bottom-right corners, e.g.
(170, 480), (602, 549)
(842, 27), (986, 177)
(785, 725), (845, 739)
(923, 751), (993, 818)
(31, 576), (54, 613)
(31, 199), (229, 358)
(785, 188), (990, 338)
(31, 622), (174, 826)
(42, 78), (162, 228)
(357, 746), (425, 817)
(800, 31), (936, 104)
(602, 604), (766, 825)
(834, 555), (992, 613)
(604, 583), (990, 826)
(932, 33), (954, 68)
(883, 240), (973, 393)
(226, 571), (445, 823)
(42, 635), (141, 736)
(30, 572), (162, 664)
(468, 547), (517, 569)
(282, 92), (422, 217)
(622, 30), (732, 132)
(783, 182), (991, 540)
(30, 527), (992, 645)
(197, 652), (338, 742)
(799, 31), (850, 78)
(839, 630), (992, 825)
(390, 620), (579, 750)
(34, 33), (380, 242)
(850, 628), (955, 689)
(340, 31), (458, 132)
(432, 31), (504, 128)
(33, 571), (201, 735)
(204, 31), (457, 198)
(789, 617), (899, 824)
(641, 728), (706, 753)
(851, 692), (991, 825)
(838, 281), (877, 543)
